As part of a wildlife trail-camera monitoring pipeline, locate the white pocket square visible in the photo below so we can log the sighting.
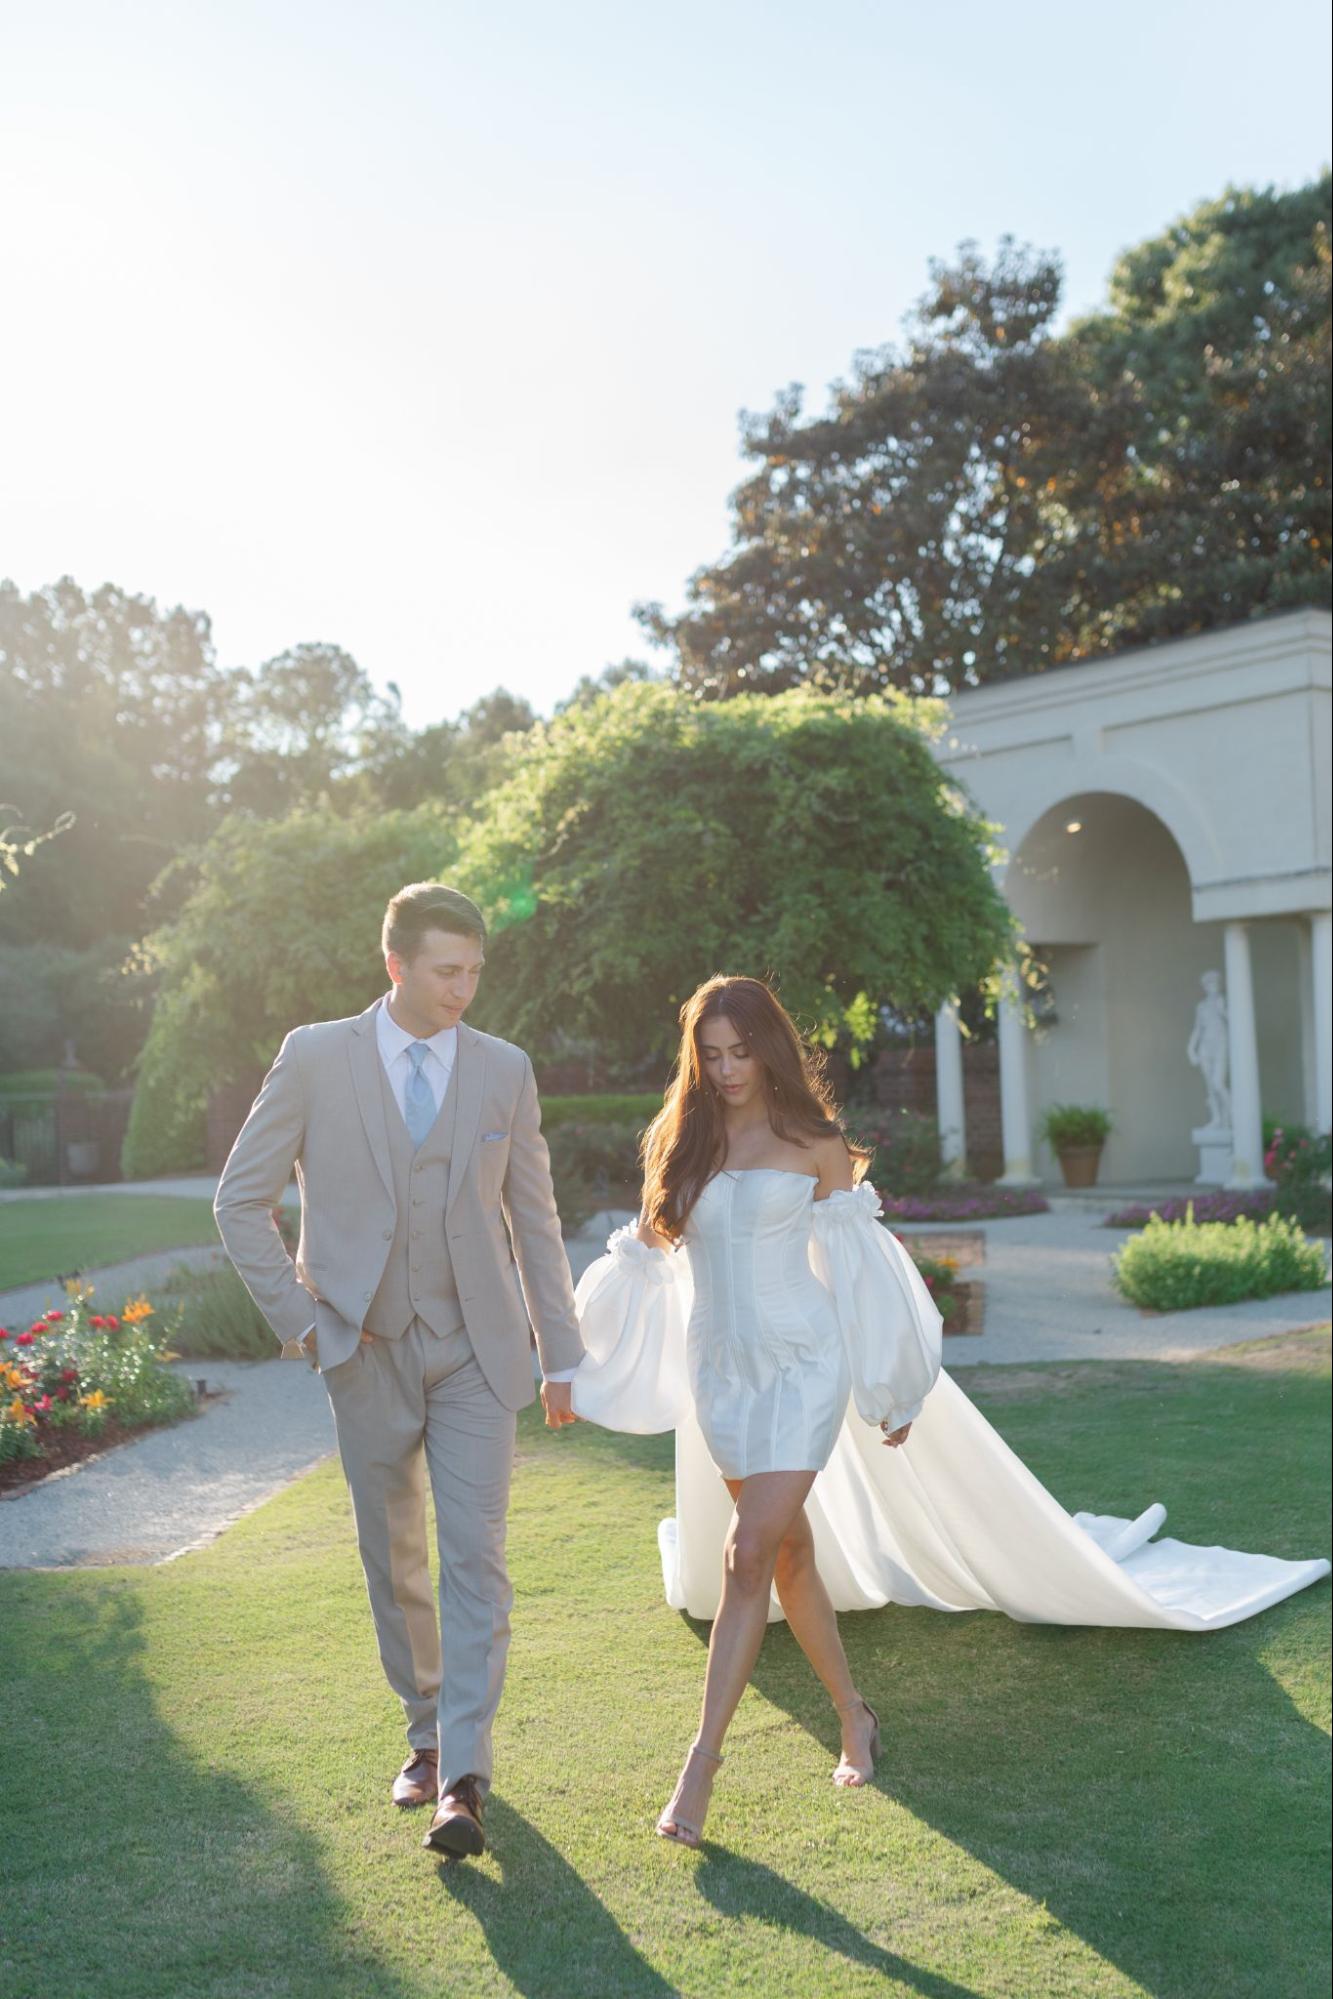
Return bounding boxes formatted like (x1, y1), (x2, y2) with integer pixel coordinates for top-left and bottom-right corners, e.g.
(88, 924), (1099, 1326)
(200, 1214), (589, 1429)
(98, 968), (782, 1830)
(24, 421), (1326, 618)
(481, 1130), (509, 1142)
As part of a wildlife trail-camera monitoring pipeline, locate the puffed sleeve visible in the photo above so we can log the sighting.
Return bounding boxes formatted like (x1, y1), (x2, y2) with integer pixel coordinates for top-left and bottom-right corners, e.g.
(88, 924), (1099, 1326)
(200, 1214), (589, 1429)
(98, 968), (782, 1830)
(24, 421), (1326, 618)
(569, 1225), (694, 1433)
(810, 1183), (943, 1431)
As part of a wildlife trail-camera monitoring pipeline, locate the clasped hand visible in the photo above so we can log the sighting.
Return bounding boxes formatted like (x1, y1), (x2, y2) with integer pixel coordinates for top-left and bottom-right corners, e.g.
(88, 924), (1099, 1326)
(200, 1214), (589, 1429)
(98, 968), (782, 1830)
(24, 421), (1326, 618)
(540, 1378), (579, 1429)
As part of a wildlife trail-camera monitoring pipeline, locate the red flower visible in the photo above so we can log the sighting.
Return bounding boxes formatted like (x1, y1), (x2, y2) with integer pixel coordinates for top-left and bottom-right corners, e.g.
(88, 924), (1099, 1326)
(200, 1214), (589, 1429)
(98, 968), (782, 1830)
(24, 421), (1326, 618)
(60, 1367), (79, 1383)
(0, 1328), (8, 1340)
(44, 1309), (63, 1322)
(89, 1315), (107, 1329)
(54, 1387), (69, 1402)
(15, 1331), (34, 1347)
(33, 1394), (52, 1414)
(104, 1315), (121, 1331)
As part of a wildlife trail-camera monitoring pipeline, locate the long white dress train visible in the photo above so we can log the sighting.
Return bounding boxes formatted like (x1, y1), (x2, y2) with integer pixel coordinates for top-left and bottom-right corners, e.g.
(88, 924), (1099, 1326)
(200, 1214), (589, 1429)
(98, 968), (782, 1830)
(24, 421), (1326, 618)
(569, 1173), (1330, 1631)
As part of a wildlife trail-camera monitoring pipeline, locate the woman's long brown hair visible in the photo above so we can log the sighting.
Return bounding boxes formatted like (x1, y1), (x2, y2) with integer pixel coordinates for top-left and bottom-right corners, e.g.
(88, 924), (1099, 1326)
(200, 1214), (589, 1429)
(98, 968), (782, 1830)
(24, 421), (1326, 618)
(639, 974), (871, 1240)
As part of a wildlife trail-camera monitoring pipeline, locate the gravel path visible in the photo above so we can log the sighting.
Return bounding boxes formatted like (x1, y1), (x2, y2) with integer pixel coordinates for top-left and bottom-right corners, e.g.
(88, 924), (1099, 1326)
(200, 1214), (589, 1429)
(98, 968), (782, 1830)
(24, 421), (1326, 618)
(2, 1202), (1326, 1573)
(0, 1354), (335, 1569)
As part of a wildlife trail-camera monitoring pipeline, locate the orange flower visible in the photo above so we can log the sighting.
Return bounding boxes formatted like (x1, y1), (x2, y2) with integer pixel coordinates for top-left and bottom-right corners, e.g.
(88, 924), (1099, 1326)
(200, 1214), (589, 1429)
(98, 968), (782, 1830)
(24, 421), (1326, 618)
(121, 1296), (154, 1325)
(5, 1395), (35, 1426)
(79, 1389), (109, 1410)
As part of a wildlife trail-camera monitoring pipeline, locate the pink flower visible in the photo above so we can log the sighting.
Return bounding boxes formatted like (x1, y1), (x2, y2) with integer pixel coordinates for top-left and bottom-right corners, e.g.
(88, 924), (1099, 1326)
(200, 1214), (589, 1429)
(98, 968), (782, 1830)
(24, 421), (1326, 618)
(15, 1331), (34, 1347)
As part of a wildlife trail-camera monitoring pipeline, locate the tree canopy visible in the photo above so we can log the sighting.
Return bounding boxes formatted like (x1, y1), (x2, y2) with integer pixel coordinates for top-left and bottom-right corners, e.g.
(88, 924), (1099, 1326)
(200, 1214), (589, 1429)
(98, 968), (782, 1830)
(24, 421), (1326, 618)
(457, 680), (1017, 1068)
(641, 174), (1331, 697)
(121, 803), (457, 1175)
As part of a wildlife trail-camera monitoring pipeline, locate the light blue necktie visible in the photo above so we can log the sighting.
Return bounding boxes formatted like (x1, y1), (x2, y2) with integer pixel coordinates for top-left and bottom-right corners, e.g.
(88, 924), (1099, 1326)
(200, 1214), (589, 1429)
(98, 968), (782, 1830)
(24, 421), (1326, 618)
(404, 1042), (436, 1148)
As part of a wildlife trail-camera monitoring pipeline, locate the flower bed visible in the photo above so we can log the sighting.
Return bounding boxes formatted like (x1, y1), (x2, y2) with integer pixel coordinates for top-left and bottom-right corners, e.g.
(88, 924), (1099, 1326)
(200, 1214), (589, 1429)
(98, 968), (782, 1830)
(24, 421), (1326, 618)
(0, 1283), (196, 1491)
(1110, 1206), (1329, 1312)
(1104, 1191), (1275, 1229)
(877, 1183), (1049, 1222)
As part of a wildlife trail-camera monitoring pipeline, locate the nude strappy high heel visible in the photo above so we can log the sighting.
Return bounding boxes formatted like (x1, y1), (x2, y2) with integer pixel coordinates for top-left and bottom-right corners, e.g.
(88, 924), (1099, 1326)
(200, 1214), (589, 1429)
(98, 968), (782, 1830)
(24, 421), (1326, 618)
(656, 1742), (724, 1846)
(832, 1696), (881, 1787)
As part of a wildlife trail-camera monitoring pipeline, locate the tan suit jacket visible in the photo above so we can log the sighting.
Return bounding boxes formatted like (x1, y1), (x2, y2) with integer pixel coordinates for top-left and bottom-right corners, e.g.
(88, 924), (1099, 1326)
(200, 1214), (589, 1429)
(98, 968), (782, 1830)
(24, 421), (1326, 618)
(213, 1001), (584, 1409)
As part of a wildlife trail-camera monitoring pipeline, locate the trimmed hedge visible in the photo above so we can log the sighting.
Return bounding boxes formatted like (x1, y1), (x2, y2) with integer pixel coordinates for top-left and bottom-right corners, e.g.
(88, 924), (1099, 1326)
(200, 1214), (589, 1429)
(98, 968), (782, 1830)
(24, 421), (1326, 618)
(1111, 1207), (1328, 1311)
(539, 1093), (663, 1132)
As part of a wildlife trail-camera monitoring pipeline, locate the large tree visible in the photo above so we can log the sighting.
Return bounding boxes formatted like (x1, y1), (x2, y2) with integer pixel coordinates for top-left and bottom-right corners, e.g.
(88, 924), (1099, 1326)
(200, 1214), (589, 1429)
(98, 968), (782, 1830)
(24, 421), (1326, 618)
(1049, 175), (1332, 652)
(456, 680), (1017, 1068)
(638, 237), (1079, 697)
(0, 578), (227, 950)
(215, 643), (410, 815)
(643, 174), (1331, 696)
(122, 802), (457, 1175)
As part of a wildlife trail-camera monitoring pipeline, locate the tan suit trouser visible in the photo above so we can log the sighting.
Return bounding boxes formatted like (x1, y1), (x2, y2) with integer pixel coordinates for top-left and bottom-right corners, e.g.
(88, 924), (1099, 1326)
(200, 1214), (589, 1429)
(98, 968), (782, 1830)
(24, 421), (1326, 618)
(321, 1316), (517, 1794)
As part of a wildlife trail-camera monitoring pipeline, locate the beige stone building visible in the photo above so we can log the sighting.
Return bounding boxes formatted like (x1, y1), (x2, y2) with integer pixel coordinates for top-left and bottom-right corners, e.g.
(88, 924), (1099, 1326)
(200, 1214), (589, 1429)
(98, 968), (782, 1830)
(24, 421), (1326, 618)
(929, 609), (1331, 1190)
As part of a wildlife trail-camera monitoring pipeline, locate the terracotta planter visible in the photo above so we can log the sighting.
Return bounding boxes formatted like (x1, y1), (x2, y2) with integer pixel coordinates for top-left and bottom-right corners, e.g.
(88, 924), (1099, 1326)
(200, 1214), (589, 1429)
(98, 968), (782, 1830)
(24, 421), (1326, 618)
(1056, 1143), (1104, 1188)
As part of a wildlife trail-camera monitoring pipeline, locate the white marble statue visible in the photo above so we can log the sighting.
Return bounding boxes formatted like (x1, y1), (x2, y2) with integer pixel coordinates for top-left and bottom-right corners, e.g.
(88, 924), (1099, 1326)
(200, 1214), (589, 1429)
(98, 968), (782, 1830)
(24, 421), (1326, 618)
(1187, 969), (1232, 1133)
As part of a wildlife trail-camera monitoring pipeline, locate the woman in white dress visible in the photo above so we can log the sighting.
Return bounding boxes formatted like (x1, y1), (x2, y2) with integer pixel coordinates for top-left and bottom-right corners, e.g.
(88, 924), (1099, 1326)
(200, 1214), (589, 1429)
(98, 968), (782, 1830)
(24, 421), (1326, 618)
(568, 975), (1330, 1849)
(573, 974), (944, 1844)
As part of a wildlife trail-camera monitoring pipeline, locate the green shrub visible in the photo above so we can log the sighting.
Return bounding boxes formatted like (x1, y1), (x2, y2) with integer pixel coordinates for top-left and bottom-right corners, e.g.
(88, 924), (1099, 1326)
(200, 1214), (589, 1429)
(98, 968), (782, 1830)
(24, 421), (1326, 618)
(156, 1261), (279, 1359)
(0, 1068), (105, 1098)
(1264, 1122), (1332, 1236)
(547, 1119), (645, 1231)
(540, 1093), (664, 1132)
(1111, 1206), (1329, 1311)
(121, 999), (207, 1178)
(845, 1108), (942, 1195)
(1039, 1102), (1114, 1147)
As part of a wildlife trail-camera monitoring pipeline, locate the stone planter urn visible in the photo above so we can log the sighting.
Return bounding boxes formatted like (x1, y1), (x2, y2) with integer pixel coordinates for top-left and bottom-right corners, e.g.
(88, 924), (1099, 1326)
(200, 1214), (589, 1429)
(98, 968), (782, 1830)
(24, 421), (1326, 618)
(1038, 1104), (1114, 1190)
(1054, 1143), (1104, 1189)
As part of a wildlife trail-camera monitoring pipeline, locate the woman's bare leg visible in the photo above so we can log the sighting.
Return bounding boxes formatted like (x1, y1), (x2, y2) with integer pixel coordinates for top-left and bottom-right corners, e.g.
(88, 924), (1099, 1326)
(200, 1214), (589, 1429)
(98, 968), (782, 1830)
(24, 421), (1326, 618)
(755, 1495), (877, 1776)
(658, 1469), (815, 1839)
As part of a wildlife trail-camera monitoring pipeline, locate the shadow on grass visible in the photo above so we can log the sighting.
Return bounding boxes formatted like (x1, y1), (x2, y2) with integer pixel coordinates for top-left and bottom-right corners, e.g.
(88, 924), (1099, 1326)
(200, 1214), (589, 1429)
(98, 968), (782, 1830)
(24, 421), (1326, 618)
(0, 1576), (416, 1999)
(730, 1351), (1333, 1999)
(691, 1848), (986, 1998)
(743, 1601), (1330, 1997)
(433, 1801), (680, 1998)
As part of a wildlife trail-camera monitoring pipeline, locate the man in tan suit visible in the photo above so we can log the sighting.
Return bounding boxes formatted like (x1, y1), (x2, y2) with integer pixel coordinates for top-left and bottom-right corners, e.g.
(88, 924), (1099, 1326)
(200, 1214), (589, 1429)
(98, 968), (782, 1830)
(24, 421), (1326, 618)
(214, 882), (583, 1859)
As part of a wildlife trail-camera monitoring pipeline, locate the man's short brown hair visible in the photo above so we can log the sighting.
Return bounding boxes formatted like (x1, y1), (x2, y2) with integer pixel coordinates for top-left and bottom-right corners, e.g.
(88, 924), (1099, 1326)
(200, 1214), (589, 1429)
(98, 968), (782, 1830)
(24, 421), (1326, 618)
(382, 883), (487, 963)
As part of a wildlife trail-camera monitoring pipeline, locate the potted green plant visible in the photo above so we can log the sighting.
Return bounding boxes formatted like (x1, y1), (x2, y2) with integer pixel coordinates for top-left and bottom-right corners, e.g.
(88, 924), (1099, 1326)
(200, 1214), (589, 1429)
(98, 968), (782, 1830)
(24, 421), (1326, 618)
(1039, 1103), (1114, 1188)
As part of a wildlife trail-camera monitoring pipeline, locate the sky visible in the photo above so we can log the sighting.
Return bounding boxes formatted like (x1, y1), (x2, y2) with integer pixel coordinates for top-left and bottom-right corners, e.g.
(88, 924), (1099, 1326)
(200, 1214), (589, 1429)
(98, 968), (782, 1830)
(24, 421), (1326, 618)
(1, 0), (1330, 728)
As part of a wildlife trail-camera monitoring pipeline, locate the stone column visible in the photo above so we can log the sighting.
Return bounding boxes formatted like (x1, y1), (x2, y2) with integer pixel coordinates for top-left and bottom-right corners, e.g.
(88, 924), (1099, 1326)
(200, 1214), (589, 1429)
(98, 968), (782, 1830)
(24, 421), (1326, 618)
(934, 1001), (967, 1180)
(1223, 921), (1271, 1187)
(996, 968), (1039, 1186)
(1312, 910), (1332, 1136)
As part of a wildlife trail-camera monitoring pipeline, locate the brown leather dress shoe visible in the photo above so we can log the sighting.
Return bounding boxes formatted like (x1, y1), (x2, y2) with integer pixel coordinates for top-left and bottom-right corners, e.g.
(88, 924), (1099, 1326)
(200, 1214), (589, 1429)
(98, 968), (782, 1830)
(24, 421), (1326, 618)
(423, 1774), (486, 1858)
(392, 1746), (439, 1808)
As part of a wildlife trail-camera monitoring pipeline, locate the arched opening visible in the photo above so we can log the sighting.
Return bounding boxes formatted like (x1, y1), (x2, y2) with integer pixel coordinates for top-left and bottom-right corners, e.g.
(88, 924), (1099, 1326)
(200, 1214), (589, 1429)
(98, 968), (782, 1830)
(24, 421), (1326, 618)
(1004, 791), (1308, 1183)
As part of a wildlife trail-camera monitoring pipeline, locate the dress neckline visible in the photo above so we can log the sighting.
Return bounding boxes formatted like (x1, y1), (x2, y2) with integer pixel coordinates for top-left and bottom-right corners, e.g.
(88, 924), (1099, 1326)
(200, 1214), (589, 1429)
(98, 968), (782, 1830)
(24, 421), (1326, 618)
(715, 1167), (818, 1188)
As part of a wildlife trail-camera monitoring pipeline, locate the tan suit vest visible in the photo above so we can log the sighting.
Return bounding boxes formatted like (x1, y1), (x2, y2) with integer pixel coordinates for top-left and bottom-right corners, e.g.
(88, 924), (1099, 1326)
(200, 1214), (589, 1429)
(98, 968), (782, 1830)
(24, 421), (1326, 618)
(363, 1051), (466, 1341)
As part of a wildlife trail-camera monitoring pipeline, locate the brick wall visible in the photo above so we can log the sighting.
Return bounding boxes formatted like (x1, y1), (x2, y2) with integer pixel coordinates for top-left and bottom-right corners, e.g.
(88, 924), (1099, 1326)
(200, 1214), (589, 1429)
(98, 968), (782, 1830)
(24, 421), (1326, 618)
(872, 1041), (1004, 1182)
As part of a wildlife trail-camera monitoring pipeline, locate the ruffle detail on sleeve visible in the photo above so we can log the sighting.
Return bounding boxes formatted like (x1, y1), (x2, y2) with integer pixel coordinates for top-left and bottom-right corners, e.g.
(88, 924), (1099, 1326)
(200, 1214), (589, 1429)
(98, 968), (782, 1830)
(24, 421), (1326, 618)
(602, 1223), (683, 1284)
(810, 1182), (885, 1231)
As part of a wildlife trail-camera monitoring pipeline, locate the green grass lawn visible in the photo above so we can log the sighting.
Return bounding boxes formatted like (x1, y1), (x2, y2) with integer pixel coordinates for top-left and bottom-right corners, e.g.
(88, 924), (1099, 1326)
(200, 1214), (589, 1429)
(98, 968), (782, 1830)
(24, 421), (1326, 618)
(0, 1195), (221, 1293)
(0, 1333), (1328, 1999)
